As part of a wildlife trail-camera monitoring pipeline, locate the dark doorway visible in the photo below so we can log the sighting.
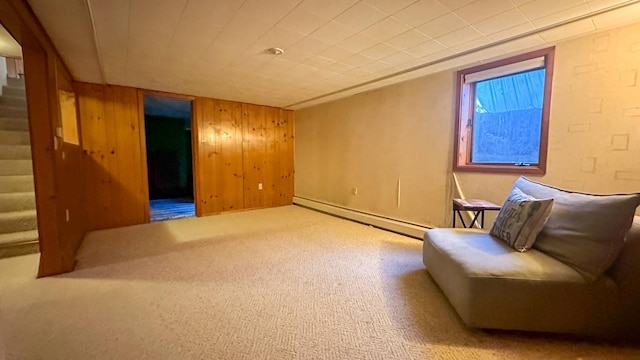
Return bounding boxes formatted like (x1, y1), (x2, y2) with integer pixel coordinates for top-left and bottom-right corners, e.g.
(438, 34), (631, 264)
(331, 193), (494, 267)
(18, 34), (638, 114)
(143, 95), (194, 222)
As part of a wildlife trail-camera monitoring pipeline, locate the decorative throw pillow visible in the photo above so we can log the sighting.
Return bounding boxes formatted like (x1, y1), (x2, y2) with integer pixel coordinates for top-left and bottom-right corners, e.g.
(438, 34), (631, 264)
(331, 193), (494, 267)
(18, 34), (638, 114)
(513, 176), (640, 282)
(490, 187), (554, 252)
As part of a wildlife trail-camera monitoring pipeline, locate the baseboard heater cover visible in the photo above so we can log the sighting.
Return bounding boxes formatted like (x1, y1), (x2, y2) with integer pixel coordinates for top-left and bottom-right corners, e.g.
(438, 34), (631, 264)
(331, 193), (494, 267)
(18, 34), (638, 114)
(293, 196), (430, 239)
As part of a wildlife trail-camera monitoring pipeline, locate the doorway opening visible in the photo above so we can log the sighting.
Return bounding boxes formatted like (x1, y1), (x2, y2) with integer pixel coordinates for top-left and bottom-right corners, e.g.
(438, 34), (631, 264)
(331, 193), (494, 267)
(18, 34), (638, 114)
(143, 94), (195, 222)
(0, 23), (39, 258)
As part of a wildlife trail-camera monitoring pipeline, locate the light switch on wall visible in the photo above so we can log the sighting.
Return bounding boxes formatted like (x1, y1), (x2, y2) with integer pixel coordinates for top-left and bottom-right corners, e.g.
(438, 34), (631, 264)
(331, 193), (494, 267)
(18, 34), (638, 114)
(258, 183), (263, 190)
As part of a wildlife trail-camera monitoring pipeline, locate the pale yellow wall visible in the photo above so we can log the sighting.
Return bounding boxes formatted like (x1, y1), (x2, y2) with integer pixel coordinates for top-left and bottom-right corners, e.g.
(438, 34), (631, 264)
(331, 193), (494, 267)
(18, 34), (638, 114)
(295, 21), (640, 228)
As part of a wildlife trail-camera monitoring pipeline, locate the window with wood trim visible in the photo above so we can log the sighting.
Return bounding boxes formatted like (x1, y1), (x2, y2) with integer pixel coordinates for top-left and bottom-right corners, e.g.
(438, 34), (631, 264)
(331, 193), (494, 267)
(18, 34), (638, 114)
(454, 47), (555, 174)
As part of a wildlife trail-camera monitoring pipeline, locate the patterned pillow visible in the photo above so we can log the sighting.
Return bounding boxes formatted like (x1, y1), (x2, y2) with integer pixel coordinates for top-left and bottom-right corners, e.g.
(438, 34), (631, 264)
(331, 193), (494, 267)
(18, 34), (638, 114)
(490, 187), (554, 252)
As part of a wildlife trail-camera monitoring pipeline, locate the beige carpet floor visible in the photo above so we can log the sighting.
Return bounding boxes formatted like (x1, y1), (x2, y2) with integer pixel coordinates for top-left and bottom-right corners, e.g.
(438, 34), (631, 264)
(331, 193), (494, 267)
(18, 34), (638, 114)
(0, 205), (638, 359)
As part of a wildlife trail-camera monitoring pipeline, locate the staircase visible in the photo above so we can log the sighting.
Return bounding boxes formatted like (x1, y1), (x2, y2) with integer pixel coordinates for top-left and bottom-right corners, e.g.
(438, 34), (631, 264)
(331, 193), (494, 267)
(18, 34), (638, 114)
(0, 76), (39, 257)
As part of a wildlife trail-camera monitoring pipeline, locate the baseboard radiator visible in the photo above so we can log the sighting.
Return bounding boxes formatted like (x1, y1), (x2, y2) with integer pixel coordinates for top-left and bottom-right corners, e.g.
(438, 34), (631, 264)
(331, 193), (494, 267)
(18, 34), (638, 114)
(292, 196), (429, 239)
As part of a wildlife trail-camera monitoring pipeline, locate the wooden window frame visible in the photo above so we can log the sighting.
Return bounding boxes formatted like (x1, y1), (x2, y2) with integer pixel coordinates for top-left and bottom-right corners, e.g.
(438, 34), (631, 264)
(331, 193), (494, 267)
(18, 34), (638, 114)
(453, 47), (555, 175)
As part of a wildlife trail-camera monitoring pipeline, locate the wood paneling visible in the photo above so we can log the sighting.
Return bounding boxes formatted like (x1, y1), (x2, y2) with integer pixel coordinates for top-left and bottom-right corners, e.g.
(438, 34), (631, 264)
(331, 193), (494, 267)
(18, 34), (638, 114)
(76, 83), (148, 230)
(194, 99), (294, 216)
(77, 85), (294, 224)
(1, 0), (87, 276)
(240, 104), (294, 210)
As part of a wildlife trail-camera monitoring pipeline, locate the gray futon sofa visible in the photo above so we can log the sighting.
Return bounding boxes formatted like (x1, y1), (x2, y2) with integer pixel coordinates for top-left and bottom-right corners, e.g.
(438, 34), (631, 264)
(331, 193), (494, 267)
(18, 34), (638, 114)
(423, 177), (640, 338)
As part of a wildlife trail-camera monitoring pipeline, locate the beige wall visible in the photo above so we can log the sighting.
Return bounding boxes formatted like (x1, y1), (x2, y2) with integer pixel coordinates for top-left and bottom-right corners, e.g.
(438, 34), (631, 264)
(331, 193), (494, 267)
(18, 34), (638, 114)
(295, 21), (640, 228)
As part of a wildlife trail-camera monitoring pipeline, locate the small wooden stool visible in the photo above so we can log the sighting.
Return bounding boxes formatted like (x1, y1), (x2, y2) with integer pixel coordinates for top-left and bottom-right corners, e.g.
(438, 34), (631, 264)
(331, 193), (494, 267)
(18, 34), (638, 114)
(453, 198), (501, 228)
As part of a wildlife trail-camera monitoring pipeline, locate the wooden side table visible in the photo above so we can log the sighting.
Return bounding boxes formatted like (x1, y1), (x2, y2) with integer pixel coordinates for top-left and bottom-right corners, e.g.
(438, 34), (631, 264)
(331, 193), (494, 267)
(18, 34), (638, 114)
(453, 198), (501, 228)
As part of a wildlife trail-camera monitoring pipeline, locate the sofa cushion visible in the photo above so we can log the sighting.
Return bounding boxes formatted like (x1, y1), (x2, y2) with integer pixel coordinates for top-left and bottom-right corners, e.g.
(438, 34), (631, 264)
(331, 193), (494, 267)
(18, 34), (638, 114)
(490, 187), (553, 252)
(513, 177), (640, 282)
(423, 228), (618, 334)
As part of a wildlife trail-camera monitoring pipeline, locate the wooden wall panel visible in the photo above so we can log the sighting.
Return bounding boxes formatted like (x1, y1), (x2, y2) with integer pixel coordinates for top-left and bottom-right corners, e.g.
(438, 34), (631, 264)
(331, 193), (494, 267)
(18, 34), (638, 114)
(76, 83), (148, 230)
(193, 97), (220, 215)
(1, 0), (88, 276)
(277, 110), (295, 206)
(241, 105), (294, 209)
(193, 100), (294, 216)
(218, 100), (245, 211)
(242, 104), (266, 209)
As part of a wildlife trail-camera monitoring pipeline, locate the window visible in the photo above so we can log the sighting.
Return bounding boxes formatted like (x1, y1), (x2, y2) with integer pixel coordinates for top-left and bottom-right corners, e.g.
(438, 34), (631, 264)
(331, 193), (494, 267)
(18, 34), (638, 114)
(453, 47), (555, 174)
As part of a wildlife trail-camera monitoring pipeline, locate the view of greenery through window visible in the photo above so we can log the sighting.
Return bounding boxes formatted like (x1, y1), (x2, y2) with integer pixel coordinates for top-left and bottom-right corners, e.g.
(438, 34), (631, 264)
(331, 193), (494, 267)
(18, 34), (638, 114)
(471, 68), (545, 164)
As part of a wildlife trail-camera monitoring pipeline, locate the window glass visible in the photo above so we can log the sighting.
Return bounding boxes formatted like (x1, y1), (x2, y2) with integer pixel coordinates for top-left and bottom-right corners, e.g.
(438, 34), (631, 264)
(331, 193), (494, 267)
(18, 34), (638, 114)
(471, 69), (545, 164)
(453, 47), (554, 174)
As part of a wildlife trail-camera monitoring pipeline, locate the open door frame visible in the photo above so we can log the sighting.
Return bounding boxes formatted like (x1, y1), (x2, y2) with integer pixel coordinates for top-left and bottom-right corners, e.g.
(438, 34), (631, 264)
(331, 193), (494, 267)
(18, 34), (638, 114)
(137, 90), (198, 221)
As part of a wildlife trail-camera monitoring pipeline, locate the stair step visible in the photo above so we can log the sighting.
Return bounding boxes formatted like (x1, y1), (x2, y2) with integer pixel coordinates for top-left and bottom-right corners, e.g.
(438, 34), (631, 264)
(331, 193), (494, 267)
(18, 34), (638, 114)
(0, 96), (26, 107)
(0, 118), (29, 131)
(0, 209), (37, 234)
(0, 160), (33, 176)
(0, 144), (31, 160)
(6, 77), (24, 88)
(0, 175), (35, 193)
(0, 105), (27, 118)
(2, 86), (26, 98)
(0, 230), (38, 248)
(0, 192), (36, 212)
(0, 130), (30, 145)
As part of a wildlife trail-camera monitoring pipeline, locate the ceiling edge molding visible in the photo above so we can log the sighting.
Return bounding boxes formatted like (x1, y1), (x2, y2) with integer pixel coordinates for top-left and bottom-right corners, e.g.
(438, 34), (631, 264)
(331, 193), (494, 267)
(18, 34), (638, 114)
(85, 0), (106, 84)
(286, 0), (640, 110)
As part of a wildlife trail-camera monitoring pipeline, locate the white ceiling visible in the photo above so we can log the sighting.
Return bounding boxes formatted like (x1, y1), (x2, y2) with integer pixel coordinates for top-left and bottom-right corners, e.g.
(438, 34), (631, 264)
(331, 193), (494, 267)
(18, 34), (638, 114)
(0, 25), (21, 58)
(25, 0), (640, 109)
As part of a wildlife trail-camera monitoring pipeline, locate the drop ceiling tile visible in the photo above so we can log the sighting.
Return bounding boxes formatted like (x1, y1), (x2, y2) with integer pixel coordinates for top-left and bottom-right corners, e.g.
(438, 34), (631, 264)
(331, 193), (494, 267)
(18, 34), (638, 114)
(278, 47), (314, 62)
(255, 26), (308, 50)
(361, 17), (411, 42)
(454, 0), (515, 24)
(538, 18), (596, 42)
(416, 13), (467, 38)
(27, 0), (102, 82)
(319, 45), (356, 62)
(472, 8), (530, 35)
(435, 26), (484, 47)
(335, 2), (388, 31)
(296, 0), (359, 19)
(239, 0), (301, 25)
(381, 51), (417, 66)
(312, 21), (358, 43)
(392, 0), (451, 27)
(386, 30), (432, 50)
(519, 0), (586, 20)
(338, 33), (380, 52)
(364, 0), (421, 15)
(360, 60), (395, 72)
(591, 2), (640, 29)
(446, 36), (490, 54)
(325, 61), (356, 73)
(342, 53), (376, 66)
(391, 57), (421, 70)
(278, 6), (328, 35)
(512, 0), (536, 5)
(530, 5), (591, 28)
(487, 22), (536, 41)
(587, 0), (627, 12)
(127, 0), (186, 60)
(215, 11), (273, 47)
(405, 39), (447, 57)
(438, 0), (476, 10)
(360, 42), (400, 59)
(342, 67), (374, 79)
(287, 36), (332, 54)
(302, 55), (336, 69)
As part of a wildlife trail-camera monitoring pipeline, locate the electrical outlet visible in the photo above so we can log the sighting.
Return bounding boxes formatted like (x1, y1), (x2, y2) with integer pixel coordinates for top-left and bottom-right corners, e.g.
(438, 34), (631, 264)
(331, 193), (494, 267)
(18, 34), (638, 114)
(258, 183), (263, 190)
(351, 187), (358, 196)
